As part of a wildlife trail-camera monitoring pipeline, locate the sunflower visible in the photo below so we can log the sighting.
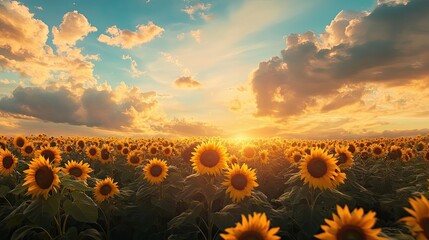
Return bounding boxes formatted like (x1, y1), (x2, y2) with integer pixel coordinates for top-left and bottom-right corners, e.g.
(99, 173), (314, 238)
(259, 150), (269, 164)
(98, 144), (113, 164)
(400, 195), (429, 239)
(0, 149), (18, 175)
(93, 177), (120, 202)
(148, 145), (158, 156)
(13, 135), (26, 149)
(335, 146), (353, 169)
(315, 205), (386, 240)
(241, 145), (257, 161)
(35, 146), (62, 165)
(121, 147), (130, 155)
(0, 139), (8, 150)
(21, 142), (35, 157)
(127, 150), (143, 166)
(347, 143), (358, 154)
(416, 141), (426, 152)
(143, 158), (169, 185)
(223, 163), (258, 202)
(371, 144), (384, 157)
(162, 146), (173, 157)
(388, 145), (403, 160)
(220, 212), (280, 240)
(75, 139), (86, 150)
(191, 141), (228, 176)
(63, 160), (92, 181)
(299, 148), (345, 190)
(22, 156), (61, 199)
(64, 144), (74, 154)
(287, 150), (302, 164)
(115, 141), (124, 152)
(85, 145), (100, 160)
(229, 155), (239, 165)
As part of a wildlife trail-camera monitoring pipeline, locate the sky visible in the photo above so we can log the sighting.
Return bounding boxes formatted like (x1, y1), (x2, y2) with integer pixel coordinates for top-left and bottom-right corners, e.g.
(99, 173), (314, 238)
(0, 0), (428, 139)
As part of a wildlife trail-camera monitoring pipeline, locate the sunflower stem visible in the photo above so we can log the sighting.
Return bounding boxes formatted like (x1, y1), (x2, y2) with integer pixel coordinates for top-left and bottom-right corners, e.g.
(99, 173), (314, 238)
(159, 182), (163, 200)
(207, 199), (213, 240)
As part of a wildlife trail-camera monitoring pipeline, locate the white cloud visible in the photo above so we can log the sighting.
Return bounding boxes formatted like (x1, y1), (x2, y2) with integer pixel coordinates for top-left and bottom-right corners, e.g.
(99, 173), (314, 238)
(122, 55), (145, 78)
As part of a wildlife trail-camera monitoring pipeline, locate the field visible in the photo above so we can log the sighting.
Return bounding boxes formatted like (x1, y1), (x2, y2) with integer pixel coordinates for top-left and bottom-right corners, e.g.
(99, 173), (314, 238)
(1, 134), (429, 240)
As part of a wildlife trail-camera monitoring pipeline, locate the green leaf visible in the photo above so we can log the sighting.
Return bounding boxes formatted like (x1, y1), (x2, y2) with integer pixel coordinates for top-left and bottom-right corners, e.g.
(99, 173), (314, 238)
(63, 192), (98, 223)
(79, 228), (103, 240)
(168, 202), (203, 230)
(0, 185), (10, 196)
(10, 183), (27, 196)
(11, 225), (48, 240)
(61, 176), (93, 191)
(23, 195), (59, 227)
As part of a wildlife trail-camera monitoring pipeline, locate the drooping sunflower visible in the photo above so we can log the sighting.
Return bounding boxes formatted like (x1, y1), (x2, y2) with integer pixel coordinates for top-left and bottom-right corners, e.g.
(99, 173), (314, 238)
(223, 163), (258, 202)
(299, 148), (345, 190)
(143, 158), (169, 185)
(93, 177), (120, 202)
(98, 144), (113, 164)
(191, 141), (228, 176)
(35, 146), (62, 165)
(21, 142), (35, 157)
(63, 160), (92, 181)
(401, 195), (429, 239)
(220, 212), (280, 240)
(22, 156), (61, 199)
(315, 205), (386, 240)
(259, 150), (269, 164)
(0, 149), (18, 175)
(85, 145), (100, 160)
(127, 150), (143, 166)
(241, 145), (257, 161)
(335, 146), (353, 169)
(13, 135), (26, 149)
(371, 144), (384, 157)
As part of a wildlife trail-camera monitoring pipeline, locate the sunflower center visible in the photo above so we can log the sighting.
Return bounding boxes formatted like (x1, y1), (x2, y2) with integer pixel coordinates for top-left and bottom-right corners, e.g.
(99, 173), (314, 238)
(101, 149), (110, 160)
(417, 143), (424, 151)
(130, 156), (140, 164)
(293, 154), (301, 162)
(69, 167), (83, 177)
(419, 217), (429, 239)
(78, 141), (84, 148)
(35, 166), (54, 189)
(337, 153), (347, 165)
(150, 148), (157, 155)
(150, 165), (163, 177)
(243, 148), (255, 159)
(231, 173), (248, 190)
(200, 149), (220, 168)
(41, 149), (55, 163)
(16, 138), (25, 148)
(307, 158), (328, 178)
(66, 146), (72, 152)
(336, 225), (366, 240)
(116, 145), (123, 151)
(237, 230), (264, 240)
(2, 156), (14, 169)
(89, 148), (97, 156)
(373, 147), (382, 155)
(100, 184), (112, 196)
(25, 146), (33, 154)
(348, 145), (356, 153)
(164, 148), (171, 154)
(0, 142), (6, 150)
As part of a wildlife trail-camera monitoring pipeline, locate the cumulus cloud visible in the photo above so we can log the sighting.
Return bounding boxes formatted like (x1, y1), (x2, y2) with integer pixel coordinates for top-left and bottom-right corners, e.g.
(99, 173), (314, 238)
(52, 10), (97, 49)
(190, 29), (201, 43)
(0, 79), (16, 85)
(98, 22), (164, 49)
(122, 55), (145, 78)
(154, 118), (222, 137)
(0, 1), (97, 86)
(229, 98), (242, 112)
(250, 0), (429, 119)
(182, 3), (212, 20)
(174, 76), (201, 88)
(0, 82), (159, 131)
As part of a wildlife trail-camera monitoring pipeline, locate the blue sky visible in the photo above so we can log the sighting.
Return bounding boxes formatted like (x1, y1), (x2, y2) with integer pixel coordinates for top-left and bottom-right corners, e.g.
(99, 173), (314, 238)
(1, 0), (428, 138)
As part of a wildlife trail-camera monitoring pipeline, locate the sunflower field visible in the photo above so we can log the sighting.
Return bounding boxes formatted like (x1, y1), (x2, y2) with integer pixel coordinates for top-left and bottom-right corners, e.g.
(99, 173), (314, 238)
(1, 134), (429, 240)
